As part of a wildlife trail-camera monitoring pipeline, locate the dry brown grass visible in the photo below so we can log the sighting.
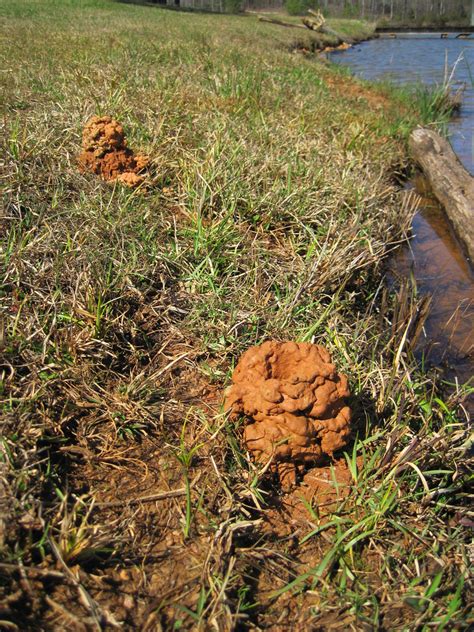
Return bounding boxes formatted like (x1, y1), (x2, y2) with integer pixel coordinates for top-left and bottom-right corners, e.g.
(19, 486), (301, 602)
(1, 1), (472, 630)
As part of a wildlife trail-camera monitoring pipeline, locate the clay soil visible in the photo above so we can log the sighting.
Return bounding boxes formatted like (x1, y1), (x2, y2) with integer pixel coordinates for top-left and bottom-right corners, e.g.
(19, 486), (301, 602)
(78, 116), (149, 187)
(225, 341), (352, 488)
(31, 433), (361, 631)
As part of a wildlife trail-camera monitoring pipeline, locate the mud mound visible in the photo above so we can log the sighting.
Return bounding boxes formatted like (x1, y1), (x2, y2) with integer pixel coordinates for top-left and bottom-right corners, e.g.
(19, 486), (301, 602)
(78, 116), (149, 187)
(225, 341), (351, 489)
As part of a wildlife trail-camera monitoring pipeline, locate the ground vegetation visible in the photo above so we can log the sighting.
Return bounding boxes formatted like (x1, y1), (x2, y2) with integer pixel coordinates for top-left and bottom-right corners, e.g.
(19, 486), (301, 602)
(1, 1), (472, 629)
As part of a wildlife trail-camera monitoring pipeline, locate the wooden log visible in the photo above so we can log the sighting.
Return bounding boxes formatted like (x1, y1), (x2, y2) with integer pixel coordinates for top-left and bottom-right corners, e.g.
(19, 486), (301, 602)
(258, 13), (348, 47)
(304, 10), (350, 43)
(258, 16), (307, 30)
(304, 10), (325, 32)
(409, 127), (474, 261)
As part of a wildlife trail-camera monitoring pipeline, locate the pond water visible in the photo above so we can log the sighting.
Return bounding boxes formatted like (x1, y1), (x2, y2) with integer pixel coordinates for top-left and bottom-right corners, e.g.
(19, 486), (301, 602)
(330, 35), (473, 411)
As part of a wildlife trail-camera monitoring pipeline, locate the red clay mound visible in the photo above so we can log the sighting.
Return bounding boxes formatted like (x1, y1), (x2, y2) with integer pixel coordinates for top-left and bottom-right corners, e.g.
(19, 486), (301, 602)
(78, 116), (149, 187)
(224, 341), (352, 489)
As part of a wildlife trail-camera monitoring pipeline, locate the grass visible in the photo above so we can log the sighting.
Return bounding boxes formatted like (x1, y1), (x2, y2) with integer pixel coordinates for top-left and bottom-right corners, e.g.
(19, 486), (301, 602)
(1, 0), (473, 630)
(254, 11), (376, 41)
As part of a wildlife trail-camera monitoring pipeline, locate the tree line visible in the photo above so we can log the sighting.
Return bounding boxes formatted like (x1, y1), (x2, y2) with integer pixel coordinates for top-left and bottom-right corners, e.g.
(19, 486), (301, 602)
(314, 0), (472, 21)
(244, 0), (473, 23)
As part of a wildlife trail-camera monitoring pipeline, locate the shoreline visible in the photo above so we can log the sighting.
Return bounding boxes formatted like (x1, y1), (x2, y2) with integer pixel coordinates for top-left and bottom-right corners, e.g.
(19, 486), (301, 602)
(2, 3), (472, 629)
(323, 35), (474, 409)
(376, 25), (474, 33)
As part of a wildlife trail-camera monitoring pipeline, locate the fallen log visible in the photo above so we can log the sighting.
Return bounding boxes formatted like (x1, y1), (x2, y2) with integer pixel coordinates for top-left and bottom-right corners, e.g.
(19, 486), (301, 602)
(258, 16), (307, 30)
(409, 127), (474, 261)
(301, 10), (350, 46)
(301, 19), (345, 45)
(258, 13), (349, 48)
(307, 9), (326, 29)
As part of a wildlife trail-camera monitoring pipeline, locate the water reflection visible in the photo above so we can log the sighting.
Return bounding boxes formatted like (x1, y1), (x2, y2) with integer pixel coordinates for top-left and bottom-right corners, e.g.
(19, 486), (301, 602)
(331, 36), (473, 408)
(331, 35), (474, 174)
(388, 184), (473, 377)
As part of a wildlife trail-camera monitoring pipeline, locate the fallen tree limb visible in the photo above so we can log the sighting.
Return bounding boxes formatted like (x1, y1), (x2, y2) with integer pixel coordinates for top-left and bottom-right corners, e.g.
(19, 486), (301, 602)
(409, 127), (474, 261)
(257, 13), (349, 47)
(302, 19), (345, 44)
(258, 16), (307, 30)
(307, 9), (325, 29)
(321, 24), (351, 43)
(306, 9), (351, 42)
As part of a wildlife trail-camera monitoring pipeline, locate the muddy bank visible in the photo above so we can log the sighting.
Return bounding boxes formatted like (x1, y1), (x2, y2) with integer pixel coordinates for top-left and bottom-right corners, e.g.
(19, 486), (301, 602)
(250, 11), (376, 55)
(290, 30), (377, 55)
(376, 26), (474, 33)
(329, 36), (474, 410)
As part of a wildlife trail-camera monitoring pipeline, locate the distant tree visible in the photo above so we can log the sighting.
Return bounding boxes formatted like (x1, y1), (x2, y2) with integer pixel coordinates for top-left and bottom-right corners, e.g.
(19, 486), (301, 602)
(248, 0), (471, 22)
(285, 0), (314, 15)
(285, 0), (472, 23)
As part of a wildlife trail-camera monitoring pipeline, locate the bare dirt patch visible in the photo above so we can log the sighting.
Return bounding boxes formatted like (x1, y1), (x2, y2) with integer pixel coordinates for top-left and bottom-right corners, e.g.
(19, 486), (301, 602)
(325, 75), (392, 110)
(263, 457), (356, 537)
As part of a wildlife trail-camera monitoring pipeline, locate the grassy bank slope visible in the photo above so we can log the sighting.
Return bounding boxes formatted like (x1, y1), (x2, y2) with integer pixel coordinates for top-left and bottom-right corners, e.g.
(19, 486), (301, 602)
(1, 1), (472, 630)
